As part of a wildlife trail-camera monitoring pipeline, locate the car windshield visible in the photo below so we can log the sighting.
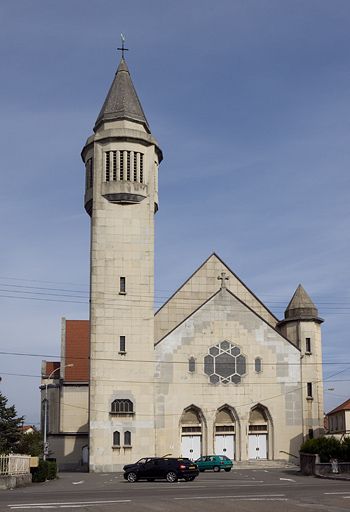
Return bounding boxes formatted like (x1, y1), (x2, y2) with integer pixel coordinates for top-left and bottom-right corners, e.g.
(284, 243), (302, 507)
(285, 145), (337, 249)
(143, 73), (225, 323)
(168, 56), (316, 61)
(136, 458), (149, 464)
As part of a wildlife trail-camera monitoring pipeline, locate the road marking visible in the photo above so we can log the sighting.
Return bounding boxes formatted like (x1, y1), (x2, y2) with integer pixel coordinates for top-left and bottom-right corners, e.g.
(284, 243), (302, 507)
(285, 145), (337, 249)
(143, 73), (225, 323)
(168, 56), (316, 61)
(174, 494), (285, 501)
(280, 478), (296, 482)
(8, 500), (131, 509)
(324, 492), (350, 495)
(72, 481), (84, 485)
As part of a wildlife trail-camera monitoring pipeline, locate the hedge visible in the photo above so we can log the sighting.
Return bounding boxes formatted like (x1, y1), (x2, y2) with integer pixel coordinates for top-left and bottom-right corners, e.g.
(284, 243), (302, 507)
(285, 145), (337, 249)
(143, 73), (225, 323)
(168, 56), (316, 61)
(31, 459), (58, 482)
(300, 436), (350, 463)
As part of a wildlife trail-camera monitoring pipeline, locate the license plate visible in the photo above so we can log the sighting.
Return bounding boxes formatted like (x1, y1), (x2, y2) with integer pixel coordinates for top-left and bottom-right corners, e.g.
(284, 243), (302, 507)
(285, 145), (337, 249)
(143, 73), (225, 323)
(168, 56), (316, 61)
(189, 465), (196, 469)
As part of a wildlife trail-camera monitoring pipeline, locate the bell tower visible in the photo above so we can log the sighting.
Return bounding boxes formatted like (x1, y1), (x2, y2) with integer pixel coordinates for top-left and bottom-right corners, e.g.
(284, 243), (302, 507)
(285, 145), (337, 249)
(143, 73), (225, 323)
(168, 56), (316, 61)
(81, 54), (162, 471)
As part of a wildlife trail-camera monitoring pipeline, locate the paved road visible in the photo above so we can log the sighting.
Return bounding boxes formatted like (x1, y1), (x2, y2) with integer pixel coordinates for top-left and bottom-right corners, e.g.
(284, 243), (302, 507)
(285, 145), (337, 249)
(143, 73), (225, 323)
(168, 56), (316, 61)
(1, 469), (350, 512)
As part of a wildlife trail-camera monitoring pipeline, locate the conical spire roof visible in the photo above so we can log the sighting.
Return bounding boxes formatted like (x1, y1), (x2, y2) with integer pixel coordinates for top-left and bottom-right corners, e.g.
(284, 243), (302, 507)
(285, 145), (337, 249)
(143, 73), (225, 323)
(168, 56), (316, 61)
(284, 284), (318, 320)
(94, 58), (150, 133)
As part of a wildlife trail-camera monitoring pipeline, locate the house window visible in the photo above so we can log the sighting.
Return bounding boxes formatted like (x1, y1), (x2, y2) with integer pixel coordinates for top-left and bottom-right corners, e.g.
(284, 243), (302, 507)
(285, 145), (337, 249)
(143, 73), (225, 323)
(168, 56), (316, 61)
(113, 431), (120, 446)
(119, 336), (126, 353)
(111, 399), (133, 414)
(119, 277), (126, 294)
(307, 382), (313, 398)
(255, 357), (262, 373)
(124, 431), (131, 446)
(305, 338), (311, 353)
(188, 357), (196, 373)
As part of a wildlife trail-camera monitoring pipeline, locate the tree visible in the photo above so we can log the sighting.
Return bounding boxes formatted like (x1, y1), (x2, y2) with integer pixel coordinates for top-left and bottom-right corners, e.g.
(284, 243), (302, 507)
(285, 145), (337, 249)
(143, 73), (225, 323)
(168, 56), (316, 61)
(17, 430), (43, 456)
(0, 391), (24, 453)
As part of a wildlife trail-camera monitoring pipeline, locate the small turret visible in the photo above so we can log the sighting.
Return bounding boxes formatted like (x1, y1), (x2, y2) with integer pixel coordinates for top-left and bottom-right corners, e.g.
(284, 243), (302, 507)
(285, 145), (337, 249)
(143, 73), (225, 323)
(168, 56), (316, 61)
(284, 284), (319, 321)
(278, 284), (324, 440)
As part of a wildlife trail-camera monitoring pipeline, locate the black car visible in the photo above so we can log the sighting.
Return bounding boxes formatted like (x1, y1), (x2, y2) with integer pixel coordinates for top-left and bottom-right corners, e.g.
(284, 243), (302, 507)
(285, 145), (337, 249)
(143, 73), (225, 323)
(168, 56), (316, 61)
(123, 457), (199, 483)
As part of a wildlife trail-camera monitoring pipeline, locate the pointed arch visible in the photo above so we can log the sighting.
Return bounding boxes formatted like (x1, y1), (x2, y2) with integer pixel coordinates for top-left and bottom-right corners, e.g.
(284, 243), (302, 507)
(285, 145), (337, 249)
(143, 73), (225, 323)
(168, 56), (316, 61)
(180, 405), (207, 460)
(214, 404), (241, 461)
(248, 403), (274, 460)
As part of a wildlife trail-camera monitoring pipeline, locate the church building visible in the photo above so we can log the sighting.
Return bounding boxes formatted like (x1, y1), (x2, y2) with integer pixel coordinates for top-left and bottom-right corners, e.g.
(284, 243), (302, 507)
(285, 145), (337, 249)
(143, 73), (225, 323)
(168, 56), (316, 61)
(41, 55), (325, 472)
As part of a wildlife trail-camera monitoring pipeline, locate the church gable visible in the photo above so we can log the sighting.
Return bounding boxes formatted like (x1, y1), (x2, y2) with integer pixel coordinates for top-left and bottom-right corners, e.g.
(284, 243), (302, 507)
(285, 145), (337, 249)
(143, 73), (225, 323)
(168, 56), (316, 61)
(154, 253), (278, 343)
(155, 287), (300, 391)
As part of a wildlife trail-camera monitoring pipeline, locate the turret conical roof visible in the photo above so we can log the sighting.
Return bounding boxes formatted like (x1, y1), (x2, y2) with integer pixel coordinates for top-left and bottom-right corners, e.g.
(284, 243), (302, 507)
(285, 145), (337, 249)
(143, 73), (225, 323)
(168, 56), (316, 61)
(94, 58), (150, 133)
(284, 284), (318, 320)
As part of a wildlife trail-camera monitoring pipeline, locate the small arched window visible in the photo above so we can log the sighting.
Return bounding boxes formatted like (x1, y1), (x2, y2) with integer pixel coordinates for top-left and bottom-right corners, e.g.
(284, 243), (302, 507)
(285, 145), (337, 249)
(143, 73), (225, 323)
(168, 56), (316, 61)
(113, 431), (120, 446)
(124, 431), (131, 446)
(188, 357), (196, 373)
(111, 399), (134, 414)
(255, 357), (262, 373)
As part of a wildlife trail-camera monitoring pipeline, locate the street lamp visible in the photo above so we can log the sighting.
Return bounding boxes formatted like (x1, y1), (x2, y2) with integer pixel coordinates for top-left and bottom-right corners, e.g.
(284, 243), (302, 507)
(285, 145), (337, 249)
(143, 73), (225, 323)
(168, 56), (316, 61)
(43, 364), (73, 460)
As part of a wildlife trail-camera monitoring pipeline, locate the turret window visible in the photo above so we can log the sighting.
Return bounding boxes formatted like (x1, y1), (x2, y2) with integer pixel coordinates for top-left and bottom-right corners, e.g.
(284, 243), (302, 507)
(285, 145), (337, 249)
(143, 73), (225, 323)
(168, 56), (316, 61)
(255, 357), (262, 373)
(85, 158), (93, 190)
(105, 152), (111, 181)
(307, 382), (313, 399)
(104, 150), (144, 183)
(305, 338), (311, 354)
(139, 153), (144, 183)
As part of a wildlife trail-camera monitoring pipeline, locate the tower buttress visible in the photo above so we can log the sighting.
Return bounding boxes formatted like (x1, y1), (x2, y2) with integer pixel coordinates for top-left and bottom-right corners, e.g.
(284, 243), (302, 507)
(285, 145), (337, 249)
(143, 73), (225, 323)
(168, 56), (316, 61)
(81, 56), (162, 471)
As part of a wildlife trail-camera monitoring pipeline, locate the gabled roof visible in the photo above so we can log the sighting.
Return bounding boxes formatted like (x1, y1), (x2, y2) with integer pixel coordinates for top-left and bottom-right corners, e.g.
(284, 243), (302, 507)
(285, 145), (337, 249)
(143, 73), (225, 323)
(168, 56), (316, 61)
(284, 284), (319, 320)
(154, 253), (278, 343)
(94, 57), (150, 133)
(155, 287), (299, 352)
(327, 398), (350, 415)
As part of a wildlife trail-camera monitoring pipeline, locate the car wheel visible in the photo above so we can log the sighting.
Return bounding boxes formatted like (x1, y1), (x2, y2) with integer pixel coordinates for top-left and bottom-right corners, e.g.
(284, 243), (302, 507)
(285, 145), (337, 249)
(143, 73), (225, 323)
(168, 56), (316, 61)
(224, 468), (231, 472)
(166, 471), (178, 483)
(127, 472), (138, 483)
(213, 466), (220, 472)
(147, 478), (155, 482)
(188, 476), (196, 481)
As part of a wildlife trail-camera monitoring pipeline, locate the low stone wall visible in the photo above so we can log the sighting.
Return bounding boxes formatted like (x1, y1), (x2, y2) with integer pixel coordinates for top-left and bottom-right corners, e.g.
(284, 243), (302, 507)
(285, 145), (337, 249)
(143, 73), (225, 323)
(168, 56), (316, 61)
(316, 462), (350, 476)
(0, 474), (32, 490)
(300, 453), (350, 476)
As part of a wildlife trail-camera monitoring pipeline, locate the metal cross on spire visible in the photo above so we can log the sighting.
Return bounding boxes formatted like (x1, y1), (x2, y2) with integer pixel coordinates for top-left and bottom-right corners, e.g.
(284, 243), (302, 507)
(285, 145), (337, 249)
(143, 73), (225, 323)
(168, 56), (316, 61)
(218, 271), (229, 289)
(117, 33), (129, 59)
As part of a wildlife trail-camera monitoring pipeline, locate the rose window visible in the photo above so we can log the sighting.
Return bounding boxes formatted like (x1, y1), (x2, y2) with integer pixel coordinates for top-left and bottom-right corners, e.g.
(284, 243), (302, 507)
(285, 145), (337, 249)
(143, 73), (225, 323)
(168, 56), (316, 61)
(204, 340), (246, 384)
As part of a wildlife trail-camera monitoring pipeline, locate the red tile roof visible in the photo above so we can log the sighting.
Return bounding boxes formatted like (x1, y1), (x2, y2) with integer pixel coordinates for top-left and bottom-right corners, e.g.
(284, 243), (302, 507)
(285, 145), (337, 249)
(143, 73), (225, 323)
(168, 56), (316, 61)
(327, 398), (350, 415)
(64, 320), (89, 382)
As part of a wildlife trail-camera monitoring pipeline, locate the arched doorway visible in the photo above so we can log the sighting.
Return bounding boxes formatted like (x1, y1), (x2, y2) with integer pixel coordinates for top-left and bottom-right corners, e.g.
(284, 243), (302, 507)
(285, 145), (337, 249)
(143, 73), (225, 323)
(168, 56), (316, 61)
(214, 406), (237, 460)
(248, 404), (272, 460)
(180, 405), (204, 460)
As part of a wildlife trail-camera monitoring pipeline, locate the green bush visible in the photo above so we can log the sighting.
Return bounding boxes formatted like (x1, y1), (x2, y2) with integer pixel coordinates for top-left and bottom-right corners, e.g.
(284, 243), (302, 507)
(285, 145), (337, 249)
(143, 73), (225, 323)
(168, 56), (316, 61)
(31, 460), (48, 482)
(47, 460), (58, 480)
(300, 436), (350, 462)
(341, 437), (350, 461)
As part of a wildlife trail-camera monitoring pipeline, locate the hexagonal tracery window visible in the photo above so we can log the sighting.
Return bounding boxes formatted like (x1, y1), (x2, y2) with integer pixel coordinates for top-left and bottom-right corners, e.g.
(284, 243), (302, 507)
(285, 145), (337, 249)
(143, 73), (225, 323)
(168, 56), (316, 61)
(204, 341), (246, 384)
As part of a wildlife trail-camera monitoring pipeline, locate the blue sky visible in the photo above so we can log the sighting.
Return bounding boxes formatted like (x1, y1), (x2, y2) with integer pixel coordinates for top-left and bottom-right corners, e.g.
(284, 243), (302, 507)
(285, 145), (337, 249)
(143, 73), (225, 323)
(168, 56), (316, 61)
(1, 0), (350, 425)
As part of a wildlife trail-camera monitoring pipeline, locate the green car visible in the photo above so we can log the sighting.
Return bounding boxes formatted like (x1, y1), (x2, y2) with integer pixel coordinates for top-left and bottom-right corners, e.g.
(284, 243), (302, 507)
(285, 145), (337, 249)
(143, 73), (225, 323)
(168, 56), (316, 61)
(195, 455), (233, 472)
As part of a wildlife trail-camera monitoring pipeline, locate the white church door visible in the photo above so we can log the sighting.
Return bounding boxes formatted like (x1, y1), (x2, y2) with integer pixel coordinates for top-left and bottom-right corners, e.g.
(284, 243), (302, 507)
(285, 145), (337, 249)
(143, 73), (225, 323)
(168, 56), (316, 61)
(181, 435), (201, 460)
(215, 435), (235, 460)
(248, 434), (267, 460)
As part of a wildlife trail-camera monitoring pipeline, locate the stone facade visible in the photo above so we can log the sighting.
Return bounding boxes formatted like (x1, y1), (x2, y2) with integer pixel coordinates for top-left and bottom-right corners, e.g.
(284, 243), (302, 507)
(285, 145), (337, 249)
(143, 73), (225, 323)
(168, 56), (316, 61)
(41, 56), (325, 472)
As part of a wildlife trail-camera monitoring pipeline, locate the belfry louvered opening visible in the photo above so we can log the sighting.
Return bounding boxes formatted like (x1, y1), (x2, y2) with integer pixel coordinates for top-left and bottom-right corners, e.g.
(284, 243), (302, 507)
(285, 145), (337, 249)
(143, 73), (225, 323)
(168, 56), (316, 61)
(105, 150), (144, 183)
